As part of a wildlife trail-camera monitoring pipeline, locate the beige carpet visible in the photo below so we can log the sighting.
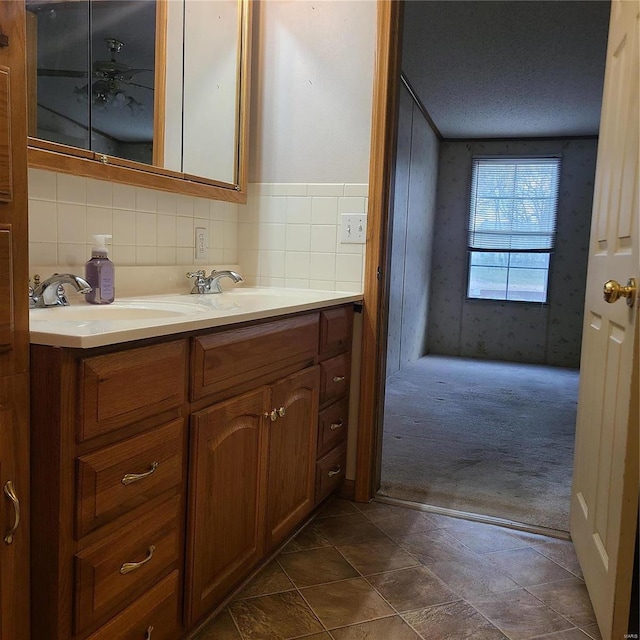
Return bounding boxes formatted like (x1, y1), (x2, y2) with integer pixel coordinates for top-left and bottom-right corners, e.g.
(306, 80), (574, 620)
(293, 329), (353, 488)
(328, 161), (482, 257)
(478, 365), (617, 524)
(380, 355), (579, 531)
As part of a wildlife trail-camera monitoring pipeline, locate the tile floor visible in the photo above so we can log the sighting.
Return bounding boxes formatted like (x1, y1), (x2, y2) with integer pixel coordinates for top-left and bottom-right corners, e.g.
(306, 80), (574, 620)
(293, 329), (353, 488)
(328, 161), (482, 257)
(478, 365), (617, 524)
(192, 498), (600, 640)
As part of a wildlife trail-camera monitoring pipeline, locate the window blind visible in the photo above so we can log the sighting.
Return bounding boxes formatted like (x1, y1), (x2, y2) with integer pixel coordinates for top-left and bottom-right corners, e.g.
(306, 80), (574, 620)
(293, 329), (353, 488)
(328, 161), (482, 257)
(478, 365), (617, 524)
(468, 158), (561, 252)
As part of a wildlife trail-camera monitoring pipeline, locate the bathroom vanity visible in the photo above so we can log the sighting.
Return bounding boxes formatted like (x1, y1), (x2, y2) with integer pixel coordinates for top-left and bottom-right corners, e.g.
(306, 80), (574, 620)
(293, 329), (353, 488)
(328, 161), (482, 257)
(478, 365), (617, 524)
(29, 290), (358, 639)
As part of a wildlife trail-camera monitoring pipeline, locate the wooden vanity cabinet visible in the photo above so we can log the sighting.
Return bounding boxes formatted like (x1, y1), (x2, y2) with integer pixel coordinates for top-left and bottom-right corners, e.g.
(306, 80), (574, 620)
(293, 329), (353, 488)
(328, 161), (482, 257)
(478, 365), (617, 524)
(315, 306), (353, 504)
(30, 339), (189, 640)
(185, 318), (321, 626)
(30, 303), (355, 638)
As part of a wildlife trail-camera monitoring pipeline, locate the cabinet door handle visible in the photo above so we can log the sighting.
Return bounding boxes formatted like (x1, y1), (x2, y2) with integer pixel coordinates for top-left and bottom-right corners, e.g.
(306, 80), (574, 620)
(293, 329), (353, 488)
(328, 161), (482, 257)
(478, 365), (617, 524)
(145, 626), (154, 640)
(332, 375), (345, 383)
(121, 461), (159, 486)
(120, 545), (156, 575)
(327, 465), (342, 478)
(330, 420), (343, 430)
(3, 481), (20, 545)
(264, 409), (278, 422)
(278, 406), (286, 418)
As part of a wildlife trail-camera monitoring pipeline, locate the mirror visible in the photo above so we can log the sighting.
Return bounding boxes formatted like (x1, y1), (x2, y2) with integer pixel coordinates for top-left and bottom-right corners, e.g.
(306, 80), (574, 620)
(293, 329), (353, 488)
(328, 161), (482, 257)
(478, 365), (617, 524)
(25, 0), (250, 201)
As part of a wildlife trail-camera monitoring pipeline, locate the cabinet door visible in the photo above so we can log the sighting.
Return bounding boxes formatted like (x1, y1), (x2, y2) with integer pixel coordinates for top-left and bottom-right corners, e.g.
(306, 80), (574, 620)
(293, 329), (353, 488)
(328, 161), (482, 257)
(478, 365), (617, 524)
(266, 367), (320, 549)
(185, 387), (269, 625)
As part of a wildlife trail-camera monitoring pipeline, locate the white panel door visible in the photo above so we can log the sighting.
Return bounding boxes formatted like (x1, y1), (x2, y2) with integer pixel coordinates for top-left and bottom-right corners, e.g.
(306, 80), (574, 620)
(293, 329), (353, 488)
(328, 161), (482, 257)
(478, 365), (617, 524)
(570, 2), (639, 639)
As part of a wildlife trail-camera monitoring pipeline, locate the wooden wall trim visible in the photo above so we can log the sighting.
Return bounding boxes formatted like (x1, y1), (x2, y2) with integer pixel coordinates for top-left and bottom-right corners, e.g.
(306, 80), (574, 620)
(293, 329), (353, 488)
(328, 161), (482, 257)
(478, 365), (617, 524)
(152, 0), (168, 168)
(354, 0), (403, 502)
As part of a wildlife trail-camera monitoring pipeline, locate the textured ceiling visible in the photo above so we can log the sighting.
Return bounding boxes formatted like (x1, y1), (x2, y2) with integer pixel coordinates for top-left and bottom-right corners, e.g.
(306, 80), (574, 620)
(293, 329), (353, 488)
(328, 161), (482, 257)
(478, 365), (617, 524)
(402, 1), (611, 139)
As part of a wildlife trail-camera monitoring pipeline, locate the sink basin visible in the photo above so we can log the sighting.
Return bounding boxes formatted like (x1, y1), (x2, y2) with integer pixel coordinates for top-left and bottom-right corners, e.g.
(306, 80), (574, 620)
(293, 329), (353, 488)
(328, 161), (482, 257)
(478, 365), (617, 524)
(30, 300), (205, 322)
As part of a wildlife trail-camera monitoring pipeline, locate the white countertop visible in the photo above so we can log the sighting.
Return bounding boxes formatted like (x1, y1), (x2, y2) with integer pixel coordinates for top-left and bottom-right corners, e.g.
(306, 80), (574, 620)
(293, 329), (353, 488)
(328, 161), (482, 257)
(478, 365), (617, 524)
(29, 288), (363, 349)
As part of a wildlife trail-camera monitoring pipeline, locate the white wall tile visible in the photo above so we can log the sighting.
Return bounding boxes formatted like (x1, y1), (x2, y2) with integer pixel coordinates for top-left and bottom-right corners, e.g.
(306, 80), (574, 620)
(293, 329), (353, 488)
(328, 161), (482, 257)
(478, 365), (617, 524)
(157, 191), (178, 215)
(285, 252), (310, 279)
(156, 246), (177, 265)
(112, 245), (137, 265)
(223, 221), (238, 250)
(28, 200), (57, 243)
(193, 198), (210, 219)
(261, 276), (285, 287)
(223, 247), (238, 263)
(112, 183), (136, 210)
(311, 197), (339, 224)
(310, 225), (337, 252)
(285, 224), (311, 251)
(335, 281), (362, 292)
(86, 207), (113, 241)
(136, 246), (158, 265)
(343, 184), (369, 197)
(271, 184), (307, 197)
(257, 196), (286, 223)
(176, 217), (193, 247)
(176, 194), (194, 217)
(307, 184), (344, 197)
(58, 243), (87, 266)
(135, 188), (157, 212)
(238, 222), (259, 249)
(309, 253), (336, 281)
(57, 173), (86, 204)
(238, 250), (260, 277)
(136, 212), (157, 246)
(86, 179), (112, 208)
(286, 197), (312, 224)
(310, 280), (335, 291)
(209, 221), (225, 249)
(338, 196), (366, 214)
(260, 223), (286, 251)
(113, 210), (136, 245)
(285, 278), (310, 288)
(157, 214), (177, 247)
(335, 253), (363, 283)
(29, 242), (58, 266)
(57, 203), (86, 244)
(176, 247), (194, 264)
(260, 251), (285, 277)
(29, 169), (57, 200)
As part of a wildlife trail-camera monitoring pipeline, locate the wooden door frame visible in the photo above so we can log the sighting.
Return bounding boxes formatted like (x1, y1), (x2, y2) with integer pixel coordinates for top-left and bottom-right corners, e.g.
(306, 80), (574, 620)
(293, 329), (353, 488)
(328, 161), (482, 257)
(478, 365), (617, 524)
(354, 0), (403, 502)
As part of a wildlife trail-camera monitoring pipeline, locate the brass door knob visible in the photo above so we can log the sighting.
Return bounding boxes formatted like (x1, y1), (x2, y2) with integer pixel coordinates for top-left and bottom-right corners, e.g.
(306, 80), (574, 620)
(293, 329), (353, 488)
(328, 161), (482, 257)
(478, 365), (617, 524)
(603, 278), (636, 307)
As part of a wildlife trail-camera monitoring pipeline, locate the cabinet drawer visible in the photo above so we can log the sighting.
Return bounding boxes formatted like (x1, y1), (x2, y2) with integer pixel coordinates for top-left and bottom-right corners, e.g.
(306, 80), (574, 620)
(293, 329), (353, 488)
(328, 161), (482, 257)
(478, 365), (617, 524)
(317, 397), (348, 458)
(78, 341), (187, 442)
(315, 443), (347, 504)
(191, 313), (319, 402)
(74, 497), (180, 635)
(319, 305), (353, 358)
(320, 353), (350, 406)
(76, 420), (184, 537)
(86, 570), (180, 640)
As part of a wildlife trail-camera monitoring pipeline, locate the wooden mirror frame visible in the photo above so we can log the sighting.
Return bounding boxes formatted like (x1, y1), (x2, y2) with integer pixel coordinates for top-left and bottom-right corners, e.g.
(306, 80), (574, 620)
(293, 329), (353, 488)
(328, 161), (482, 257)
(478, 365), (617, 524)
(26, 0), (252, 204)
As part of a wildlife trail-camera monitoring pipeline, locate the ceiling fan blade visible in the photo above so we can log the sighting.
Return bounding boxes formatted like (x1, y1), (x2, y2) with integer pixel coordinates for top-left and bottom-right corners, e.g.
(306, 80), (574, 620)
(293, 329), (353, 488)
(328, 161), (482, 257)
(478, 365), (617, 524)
(37, 68), (87, 78)
(120, 80), (154, 91)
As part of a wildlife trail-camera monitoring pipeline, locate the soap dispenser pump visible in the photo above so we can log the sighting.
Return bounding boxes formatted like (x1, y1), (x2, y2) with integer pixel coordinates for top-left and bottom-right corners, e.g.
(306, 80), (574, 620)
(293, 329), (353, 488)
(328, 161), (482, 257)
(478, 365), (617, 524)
(85, 234), (115, 304)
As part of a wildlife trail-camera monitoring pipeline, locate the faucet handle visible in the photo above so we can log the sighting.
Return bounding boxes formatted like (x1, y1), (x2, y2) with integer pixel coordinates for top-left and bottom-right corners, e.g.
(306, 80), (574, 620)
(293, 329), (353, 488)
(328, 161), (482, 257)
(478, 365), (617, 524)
(186, 270), (206, 280)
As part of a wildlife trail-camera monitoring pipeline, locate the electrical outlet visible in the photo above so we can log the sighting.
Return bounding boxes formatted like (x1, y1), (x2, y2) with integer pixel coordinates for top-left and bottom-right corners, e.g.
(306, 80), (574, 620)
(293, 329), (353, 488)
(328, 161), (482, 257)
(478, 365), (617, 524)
(195, 227), (208, 260)
(340, 214), (367, 244)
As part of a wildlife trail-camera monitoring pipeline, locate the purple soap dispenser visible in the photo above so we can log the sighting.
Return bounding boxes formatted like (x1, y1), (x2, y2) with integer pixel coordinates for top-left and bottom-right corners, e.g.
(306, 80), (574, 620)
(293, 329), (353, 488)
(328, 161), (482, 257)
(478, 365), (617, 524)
(85, 234), (115, 304)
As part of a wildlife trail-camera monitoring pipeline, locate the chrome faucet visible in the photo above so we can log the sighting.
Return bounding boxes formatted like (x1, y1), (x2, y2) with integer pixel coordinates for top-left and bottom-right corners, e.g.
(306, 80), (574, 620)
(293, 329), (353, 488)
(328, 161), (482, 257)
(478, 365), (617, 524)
(186, 269), (244, 294)
(30, 273), (92, 308)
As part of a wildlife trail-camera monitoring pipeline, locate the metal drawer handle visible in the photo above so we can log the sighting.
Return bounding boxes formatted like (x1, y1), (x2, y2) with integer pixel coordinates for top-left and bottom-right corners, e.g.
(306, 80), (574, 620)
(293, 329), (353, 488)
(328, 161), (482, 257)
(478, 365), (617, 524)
(3, 481), (20, 545)
(145, 626), (154, 640)
(121, 461), (159, 486)
(332, 375), (346, 383)
(278, 406), (286, 418)
(327, 465), (342, 478)
(330, 420), (343, 430)
(120, 545), (156, 575)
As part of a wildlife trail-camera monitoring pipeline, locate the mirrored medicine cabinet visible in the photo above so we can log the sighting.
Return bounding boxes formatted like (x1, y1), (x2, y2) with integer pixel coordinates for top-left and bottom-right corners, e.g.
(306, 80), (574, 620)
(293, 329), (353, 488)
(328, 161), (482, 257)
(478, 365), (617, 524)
(25, 0), (251, 203)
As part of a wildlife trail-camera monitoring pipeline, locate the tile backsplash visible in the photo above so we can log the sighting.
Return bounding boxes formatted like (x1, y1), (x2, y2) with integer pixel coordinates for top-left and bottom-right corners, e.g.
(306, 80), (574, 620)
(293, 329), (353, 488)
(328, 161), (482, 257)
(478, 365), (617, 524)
(28, 169), (239, 269)
(27, 171), (367, 293)
(241, 183), (367, 292)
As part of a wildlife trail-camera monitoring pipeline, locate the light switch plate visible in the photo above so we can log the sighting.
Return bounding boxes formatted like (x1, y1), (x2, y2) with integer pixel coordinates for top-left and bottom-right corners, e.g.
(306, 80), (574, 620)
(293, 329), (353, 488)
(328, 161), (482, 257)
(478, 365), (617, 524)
(340, 214), (367, 244)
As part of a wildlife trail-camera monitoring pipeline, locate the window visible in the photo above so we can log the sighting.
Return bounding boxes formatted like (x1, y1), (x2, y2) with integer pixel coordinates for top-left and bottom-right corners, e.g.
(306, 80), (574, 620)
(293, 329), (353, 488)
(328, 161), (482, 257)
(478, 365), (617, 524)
(467, 157), (560, 302)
